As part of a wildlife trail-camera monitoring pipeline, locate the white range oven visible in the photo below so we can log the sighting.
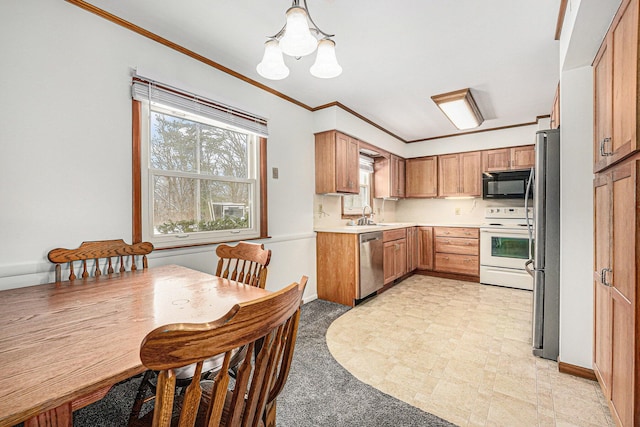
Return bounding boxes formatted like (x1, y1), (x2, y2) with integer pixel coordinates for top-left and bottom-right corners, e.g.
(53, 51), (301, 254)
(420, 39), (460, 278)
(480, 207), (533, 291)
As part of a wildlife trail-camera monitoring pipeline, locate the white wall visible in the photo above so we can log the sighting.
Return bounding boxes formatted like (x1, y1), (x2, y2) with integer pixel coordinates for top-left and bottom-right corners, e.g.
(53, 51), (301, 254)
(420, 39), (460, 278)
(558, 66), (594, 368)
(0, 0), (317, 301)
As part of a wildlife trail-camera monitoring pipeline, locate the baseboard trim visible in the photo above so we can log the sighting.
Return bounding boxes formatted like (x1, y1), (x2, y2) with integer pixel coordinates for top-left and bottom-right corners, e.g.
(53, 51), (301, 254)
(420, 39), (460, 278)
(558, 360), (597, 381)
(415, 270), (480, 283)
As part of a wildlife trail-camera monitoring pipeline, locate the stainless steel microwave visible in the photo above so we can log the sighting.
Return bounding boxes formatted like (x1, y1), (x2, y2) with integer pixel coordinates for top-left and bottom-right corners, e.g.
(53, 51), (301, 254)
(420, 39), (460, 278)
(482, 170), (533, 200)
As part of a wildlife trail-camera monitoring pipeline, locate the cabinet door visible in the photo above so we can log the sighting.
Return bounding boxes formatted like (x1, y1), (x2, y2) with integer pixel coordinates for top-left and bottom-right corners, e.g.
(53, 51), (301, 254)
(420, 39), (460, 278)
(383, 241), (397, 284)
(611, 0), (639, 164)
(482, 148), (511, 172)
(406, 227), (418, 272)
(335, 133), (359, 193)
(594, 39), (612, 173)
(396, 239), (407, 277)
(438, 154), (461, 197)
(601, 159), (638, 426)
(511, 146), (535, 170)
(459, 151), (482, 196)
(593, 173), (612, 398)
(406, 157), (438, 197)
(390, 155), (406, 198)
(609, 163), (636, 427)
(418, 227), (433, 270)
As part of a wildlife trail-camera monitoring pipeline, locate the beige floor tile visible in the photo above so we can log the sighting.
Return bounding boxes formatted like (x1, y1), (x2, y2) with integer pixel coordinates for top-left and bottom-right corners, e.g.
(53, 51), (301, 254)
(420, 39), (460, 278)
(325, 275), (613, 427)
(487, 392), (539, 426)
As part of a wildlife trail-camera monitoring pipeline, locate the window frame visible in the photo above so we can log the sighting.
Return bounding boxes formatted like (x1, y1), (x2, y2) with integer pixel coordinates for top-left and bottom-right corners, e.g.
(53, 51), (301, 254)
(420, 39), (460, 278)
(132, 100), (269, 249)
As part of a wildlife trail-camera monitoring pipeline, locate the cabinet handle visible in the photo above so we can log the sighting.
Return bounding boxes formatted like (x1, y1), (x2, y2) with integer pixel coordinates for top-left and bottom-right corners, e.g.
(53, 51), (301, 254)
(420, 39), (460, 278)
(601, 268), (612, 287)
(600, 138), (613, 157)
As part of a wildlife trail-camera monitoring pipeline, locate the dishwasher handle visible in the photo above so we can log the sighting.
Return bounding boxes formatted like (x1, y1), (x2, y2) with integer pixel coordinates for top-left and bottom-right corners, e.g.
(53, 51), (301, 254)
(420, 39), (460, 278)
(359, 232), (383, 244)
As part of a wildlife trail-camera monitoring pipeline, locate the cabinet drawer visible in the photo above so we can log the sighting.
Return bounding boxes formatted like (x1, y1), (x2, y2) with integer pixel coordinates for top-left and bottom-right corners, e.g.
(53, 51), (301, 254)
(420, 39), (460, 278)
(435, 237), (479, 255)
(434, 227), (479, 239)
(383, 228), (407, 242)
(434, 253), (479, 276)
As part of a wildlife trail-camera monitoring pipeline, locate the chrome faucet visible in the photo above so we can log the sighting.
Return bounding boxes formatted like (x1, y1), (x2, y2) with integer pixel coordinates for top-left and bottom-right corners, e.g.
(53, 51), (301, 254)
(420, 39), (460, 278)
(358, 205), (374, 225)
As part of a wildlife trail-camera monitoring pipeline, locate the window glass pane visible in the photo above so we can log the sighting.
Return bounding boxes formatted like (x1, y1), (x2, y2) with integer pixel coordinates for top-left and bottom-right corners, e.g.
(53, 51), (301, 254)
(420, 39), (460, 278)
(153, 175), (250, 235)
(150, 112), (197, 172)
(150, 111), (249, 179)
(343, 168), (372, 215)
(200, 127), (248, 178)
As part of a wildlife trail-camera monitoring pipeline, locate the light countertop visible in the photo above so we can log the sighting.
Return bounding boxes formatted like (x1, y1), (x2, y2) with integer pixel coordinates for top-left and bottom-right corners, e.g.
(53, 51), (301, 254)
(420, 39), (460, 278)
(314, 222), (483, 234)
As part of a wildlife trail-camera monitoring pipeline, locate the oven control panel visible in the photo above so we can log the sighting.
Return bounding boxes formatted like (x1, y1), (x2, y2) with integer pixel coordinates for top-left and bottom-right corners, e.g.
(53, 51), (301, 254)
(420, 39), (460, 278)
(485, 207), (532, 219)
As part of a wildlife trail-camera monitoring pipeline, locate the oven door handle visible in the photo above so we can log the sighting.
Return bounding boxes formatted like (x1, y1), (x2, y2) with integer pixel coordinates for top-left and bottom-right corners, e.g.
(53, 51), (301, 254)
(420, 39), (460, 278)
(480, 229), (530, 236)
(524, 259), (534, 277)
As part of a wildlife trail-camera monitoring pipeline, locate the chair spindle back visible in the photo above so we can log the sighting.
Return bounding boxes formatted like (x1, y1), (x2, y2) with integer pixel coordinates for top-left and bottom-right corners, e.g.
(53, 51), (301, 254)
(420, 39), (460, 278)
(48, 239), (154, 283)
(215, 242), (271, 289)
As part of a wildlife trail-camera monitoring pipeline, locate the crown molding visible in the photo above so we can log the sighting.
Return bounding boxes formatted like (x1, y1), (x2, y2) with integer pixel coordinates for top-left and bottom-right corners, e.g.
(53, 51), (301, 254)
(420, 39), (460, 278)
(66, 0), (552, 145)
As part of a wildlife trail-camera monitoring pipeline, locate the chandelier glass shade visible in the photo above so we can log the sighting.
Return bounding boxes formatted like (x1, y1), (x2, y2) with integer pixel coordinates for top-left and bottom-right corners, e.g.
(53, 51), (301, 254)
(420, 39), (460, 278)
(256, 39), (290, 81)
(257, 0), (341, 80)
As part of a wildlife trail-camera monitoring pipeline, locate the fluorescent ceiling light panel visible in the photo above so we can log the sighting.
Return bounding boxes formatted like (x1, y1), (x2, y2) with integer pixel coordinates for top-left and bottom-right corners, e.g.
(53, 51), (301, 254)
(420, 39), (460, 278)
(431, 88), (484, 130)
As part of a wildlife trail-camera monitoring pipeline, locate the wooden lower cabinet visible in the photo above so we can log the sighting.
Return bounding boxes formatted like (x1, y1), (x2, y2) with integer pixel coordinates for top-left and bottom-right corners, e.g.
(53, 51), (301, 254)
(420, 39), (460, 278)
(316, 232), (359, 307)
(383, 229), (407, 284)
(433, 227), (479, 277)
(593, 156), (640, 426)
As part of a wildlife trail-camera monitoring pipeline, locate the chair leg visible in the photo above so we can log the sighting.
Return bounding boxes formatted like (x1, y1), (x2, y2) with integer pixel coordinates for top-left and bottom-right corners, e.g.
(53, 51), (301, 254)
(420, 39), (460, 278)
(128, 370), (155, 425)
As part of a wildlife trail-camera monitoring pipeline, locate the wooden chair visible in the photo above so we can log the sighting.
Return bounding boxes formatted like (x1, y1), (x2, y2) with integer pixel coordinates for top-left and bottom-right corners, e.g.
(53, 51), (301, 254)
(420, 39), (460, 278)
(129, 241), (272, 423)
(216, 242), (271, 289)
(130, 276), (307, 427)
(45, 239), (153, 415)
(48, 239), (154, 283)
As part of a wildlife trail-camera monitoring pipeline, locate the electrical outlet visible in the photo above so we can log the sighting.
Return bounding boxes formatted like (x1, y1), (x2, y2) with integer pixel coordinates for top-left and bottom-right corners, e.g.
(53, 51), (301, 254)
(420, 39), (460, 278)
(272, 167), (279, 179)
(455, 207), (461, 215)
(319, 203), (323, 212)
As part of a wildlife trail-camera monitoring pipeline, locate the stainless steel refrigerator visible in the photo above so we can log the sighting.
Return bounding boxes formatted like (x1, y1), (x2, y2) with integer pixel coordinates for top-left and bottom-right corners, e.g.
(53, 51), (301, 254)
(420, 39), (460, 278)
(525, 128), (560, 360)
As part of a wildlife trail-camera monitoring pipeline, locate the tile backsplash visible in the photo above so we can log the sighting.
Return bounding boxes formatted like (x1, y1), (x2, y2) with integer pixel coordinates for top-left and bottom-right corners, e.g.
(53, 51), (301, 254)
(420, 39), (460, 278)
(313, 195), (525, 227)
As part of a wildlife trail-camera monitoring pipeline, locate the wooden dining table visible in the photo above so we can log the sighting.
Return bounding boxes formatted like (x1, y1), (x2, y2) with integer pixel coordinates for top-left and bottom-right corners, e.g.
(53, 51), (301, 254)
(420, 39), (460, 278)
(0, 264), (271, 427)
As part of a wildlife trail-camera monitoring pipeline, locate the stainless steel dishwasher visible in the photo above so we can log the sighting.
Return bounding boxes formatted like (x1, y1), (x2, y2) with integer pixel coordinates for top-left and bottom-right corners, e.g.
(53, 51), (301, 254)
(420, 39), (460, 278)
(358, 231), (384, 299)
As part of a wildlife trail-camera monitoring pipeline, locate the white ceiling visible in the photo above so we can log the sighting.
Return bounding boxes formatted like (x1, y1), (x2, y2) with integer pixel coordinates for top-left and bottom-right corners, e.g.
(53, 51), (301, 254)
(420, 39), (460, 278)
(83, 0), (561, 142)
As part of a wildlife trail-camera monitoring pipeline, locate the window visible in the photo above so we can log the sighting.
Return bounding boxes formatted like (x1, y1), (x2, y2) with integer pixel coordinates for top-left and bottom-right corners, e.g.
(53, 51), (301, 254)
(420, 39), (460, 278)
(342, 156), (373, 217)
(132, 77), (268, 248)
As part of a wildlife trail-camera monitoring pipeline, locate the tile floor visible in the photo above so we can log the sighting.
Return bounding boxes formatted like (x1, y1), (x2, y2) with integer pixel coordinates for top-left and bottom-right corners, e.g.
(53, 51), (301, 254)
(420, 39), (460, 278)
(325, 275), (614, 427)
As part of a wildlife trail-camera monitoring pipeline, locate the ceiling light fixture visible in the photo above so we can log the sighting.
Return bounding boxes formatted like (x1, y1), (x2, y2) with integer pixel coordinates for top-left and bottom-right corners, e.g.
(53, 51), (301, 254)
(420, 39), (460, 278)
(431, 88), (484, 130)
(257, 0), (342, 80)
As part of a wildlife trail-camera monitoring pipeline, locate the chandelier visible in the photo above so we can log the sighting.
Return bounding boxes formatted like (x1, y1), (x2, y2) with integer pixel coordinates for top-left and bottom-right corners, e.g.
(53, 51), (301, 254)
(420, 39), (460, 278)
(257, 0), (342, 80)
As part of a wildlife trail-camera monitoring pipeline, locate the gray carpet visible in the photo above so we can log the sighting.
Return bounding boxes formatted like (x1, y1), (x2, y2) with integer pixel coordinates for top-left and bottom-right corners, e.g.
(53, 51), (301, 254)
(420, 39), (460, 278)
(71, 299), (457, 426)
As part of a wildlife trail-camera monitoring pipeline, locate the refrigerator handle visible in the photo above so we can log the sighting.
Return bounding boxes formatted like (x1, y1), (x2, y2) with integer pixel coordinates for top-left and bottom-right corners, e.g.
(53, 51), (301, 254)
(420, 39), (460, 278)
(525, 167), (535, 259)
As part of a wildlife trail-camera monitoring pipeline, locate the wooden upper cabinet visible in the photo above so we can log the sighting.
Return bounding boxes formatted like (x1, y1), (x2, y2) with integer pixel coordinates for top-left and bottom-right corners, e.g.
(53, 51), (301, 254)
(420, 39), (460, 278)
(482, 145), (535, 172)
(405, 156), (438, 198)
(315, 130), (359, 194)
(550, 83), (560, 129)
(374, 154), (406, 198)
(593, 0), (639, 173)
(439, 151), (481, 197)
